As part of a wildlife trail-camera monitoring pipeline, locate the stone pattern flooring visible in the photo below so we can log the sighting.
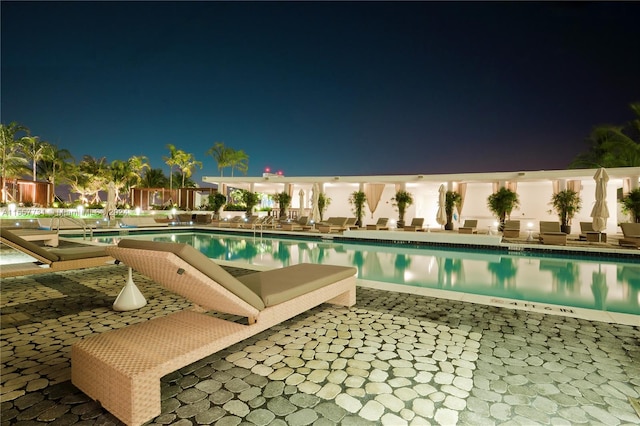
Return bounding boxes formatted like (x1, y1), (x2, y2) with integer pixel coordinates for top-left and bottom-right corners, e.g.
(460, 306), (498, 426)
(1, 265), (639, 425)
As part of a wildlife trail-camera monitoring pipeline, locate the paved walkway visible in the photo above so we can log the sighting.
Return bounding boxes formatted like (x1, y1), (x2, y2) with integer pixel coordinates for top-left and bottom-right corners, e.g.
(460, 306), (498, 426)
(1, 264), (639, 425)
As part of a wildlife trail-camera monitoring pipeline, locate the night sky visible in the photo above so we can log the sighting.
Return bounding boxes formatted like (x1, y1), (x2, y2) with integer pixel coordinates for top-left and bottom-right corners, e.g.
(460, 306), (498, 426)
(2, 1), (639, 183)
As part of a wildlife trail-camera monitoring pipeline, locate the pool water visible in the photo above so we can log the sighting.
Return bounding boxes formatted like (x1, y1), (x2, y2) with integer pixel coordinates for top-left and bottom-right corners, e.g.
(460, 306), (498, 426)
(81, 231), (640, 318)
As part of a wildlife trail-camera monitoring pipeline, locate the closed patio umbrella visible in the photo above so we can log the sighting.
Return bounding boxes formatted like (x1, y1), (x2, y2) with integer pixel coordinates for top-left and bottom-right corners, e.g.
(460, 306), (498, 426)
(436, 184), (447, 226)
(590, 168), (609, 241)
(299, 189), (305, 212)
(104, 181), (116, 221)
(311, 183), (320, 223)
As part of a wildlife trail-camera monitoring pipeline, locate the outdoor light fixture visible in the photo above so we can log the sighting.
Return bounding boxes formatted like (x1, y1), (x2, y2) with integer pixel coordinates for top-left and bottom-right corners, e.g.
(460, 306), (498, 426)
(77, 205), (84, 216)
(8, 203), (16, 216)
(135, 207), (141, 215)
(527, 222), (534, 242)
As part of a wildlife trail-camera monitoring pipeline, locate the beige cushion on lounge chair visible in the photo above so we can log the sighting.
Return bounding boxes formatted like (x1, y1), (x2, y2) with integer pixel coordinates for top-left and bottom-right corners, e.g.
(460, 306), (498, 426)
(458, 220), (478, 234)
(403, 218), (424, 231)
(503, 220), (520, 238)
(0, 228), (112, 277)
(366, 218), (389, 230)
(538, 221), (567, 245)
(619, 223), (640, 247)
(239, 263), (357, 307)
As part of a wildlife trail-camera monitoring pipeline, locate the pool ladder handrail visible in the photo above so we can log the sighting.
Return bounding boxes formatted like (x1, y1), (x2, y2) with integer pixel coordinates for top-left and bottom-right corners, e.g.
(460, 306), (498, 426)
(52, 215), (94, 240)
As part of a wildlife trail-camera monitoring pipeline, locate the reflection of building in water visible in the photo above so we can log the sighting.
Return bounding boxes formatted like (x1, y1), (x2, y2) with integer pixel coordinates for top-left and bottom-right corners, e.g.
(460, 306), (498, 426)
(617, 264), (640, 307)
(488, 257), (518, 289)
(539, 260), (579, 294)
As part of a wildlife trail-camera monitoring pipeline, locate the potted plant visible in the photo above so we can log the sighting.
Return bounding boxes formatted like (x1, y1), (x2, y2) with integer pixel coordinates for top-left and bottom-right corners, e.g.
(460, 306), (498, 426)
(620, 188), (640, 223)
(392, 190), (413, 228)
(550, 189), (581, 234)
(349, 191), (367, 227)
(207, 193), (227, 220)
(445, 191), (461, 230)
(240, 190), (261, 219)
(317, 192), (331, 222)
(274, 191), (292, 219)
(487, 187), (520, 231)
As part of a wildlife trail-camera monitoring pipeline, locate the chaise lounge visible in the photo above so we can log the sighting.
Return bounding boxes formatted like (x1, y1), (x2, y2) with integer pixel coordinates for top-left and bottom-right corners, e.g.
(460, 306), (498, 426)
(538, 221), (567, 246)
(72, 239), (357, 426)
(458, 219), (478, 234)
(0, 228), (113, 277)
(5, 228), (59, 247)
(502, 220), (520, 238)
(619, 222), (640, 248)
(366, 217), (389, 230)
(403, 217), (424, 231)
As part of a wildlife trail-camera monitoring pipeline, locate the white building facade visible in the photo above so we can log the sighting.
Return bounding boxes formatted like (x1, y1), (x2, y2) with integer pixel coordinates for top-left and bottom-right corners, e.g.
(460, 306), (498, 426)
(203, 167), (640, 235)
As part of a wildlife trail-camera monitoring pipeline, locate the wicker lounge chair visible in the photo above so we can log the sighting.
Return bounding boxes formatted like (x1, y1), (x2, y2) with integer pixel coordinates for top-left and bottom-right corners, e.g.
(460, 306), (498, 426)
(619, 222), (640, 248)
(579, 221), (607, 242)
(366, 217), (389, 230)
(0, 228), (113, 278)
(5, 228), (59, 246)
(403, 218), (424, 231)
(316, 217), (349, 233)
(119, 216), (169, 228)
(214, 215), (243, 228)
(502, 220), (520, 238)
(538, 221), (567, 245)
(458, 219), (478, 234)
(72, 239), (357, 426)
(280, 216), (309, 231)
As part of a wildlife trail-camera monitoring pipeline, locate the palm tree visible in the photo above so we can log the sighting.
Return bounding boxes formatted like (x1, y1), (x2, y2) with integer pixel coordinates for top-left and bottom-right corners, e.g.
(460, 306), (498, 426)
(207, 142), (233, 176)
(570, 102), (640, 168)
(349, 191), (367, 227)
(38, 144), (74, 202)
(487, 187), (520, 231)
(176, 152), (202, 187)
(392, 190), (413, 228)
(22, 135), (49, 181)
(229, 149), (249, 176)
(163, 144), (181, 190)
(0, 122), (30, 201)
(140, 168), (169, 188)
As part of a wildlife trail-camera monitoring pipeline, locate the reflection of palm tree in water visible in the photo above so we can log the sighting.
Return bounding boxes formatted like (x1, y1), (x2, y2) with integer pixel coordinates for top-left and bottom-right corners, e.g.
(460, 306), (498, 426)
(539, 260), (579, 294)
(591, 268), (608, 311)
(274, 241), (292, 267)
(439, 257), (462, 288)
(617, 264), (640, 307)
(393, 254), (412, 283)
(487, 257), (518, 289)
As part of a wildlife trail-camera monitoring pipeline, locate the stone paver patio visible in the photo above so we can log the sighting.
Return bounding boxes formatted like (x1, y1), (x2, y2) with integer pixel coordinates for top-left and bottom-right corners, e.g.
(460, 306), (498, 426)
(1, 263), (639, 425)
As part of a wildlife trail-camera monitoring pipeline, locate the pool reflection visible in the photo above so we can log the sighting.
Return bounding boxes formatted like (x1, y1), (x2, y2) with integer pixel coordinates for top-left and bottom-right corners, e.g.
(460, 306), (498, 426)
(94, 232), (640, 316)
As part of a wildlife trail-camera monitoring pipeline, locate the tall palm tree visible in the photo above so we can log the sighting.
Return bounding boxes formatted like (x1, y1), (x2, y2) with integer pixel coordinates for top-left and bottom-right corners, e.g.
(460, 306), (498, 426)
(163, 144), (180, 190)
(176, 152), (202, 187)
(38, 144), (74, 202)
(0, 122), (29, 201)
(140, 168), (169, 188)
(229, 149), (249, 176)
(22, 135), (50, 181)
(207, 142), (233, 176)
(570, 102), (640, 168)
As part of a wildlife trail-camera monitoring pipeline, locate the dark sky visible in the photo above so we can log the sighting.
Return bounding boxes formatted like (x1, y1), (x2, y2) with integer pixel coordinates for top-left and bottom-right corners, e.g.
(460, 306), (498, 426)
(2, 1), (639, 183)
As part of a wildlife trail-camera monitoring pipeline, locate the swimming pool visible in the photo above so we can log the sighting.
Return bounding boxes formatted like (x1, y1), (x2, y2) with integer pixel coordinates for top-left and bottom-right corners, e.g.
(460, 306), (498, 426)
(79, 231), (640, 324)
